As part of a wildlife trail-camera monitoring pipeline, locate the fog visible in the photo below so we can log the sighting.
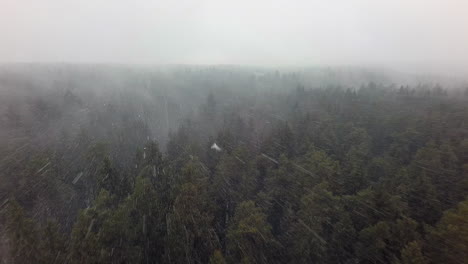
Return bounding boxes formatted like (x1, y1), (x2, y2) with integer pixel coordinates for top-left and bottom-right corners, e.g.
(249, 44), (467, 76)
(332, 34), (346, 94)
(2, 1), (468, 263)
(1, 0), (468, 75)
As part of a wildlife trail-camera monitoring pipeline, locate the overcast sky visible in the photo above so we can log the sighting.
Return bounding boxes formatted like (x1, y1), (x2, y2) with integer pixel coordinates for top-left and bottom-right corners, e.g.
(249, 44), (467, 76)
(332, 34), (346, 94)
(1, 0), (467, 72)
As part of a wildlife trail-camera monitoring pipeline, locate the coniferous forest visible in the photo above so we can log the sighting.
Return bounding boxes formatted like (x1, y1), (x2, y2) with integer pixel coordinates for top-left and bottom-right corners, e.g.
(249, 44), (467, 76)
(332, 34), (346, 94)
(1, 65), (468, 264)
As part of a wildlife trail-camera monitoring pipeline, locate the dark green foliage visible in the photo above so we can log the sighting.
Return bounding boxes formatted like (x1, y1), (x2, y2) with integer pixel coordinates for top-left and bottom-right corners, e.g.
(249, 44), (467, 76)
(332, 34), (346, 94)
(6, 201), (40, 264)
(400, 241), (428, 264)
(5, 201), (67, 264)
(39, 220), (67, 264)
(425, 199), (468, 264)
(226, 201), (278, 264)
(288, 183), (356, 264)
(209, 249), (227, 264)
(165, 162), (216, 264)
(2, 80), (468, 264)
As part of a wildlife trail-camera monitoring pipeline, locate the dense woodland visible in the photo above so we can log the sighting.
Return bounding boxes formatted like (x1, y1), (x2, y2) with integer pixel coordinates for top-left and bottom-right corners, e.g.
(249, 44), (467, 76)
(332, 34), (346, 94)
(1, 65), (468, 263)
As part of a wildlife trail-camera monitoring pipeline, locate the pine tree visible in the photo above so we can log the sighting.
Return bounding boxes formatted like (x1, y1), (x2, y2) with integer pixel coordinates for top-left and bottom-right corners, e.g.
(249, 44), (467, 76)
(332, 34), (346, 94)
(6, 201), (40, 264)
(400, 241), (428, 264)
(426, 199), (468, 264)
(226, 200), (278, 264)
(39, 220), (67, 264)
(289, 183), (355, 264)
(166, 161), (216, 263)
(209, 249), (227, 264)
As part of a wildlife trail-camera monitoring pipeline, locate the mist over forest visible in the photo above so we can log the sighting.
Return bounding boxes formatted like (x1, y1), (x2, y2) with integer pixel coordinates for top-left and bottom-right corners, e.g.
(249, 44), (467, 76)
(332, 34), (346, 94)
(2, 0), (468, 262)
(1, 64), (468, 263)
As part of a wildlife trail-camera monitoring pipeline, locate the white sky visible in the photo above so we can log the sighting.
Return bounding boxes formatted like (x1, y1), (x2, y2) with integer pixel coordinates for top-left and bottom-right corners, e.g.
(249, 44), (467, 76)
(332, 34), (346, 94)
(1, 0), (467, 72)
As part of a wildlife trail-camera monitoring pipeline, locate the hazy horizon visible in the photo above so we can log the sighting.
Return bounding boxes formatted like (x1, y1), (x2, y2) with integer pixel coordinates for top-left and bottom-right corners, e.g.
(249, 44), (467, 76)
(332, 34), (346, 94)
(2, 0), (468, 75)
